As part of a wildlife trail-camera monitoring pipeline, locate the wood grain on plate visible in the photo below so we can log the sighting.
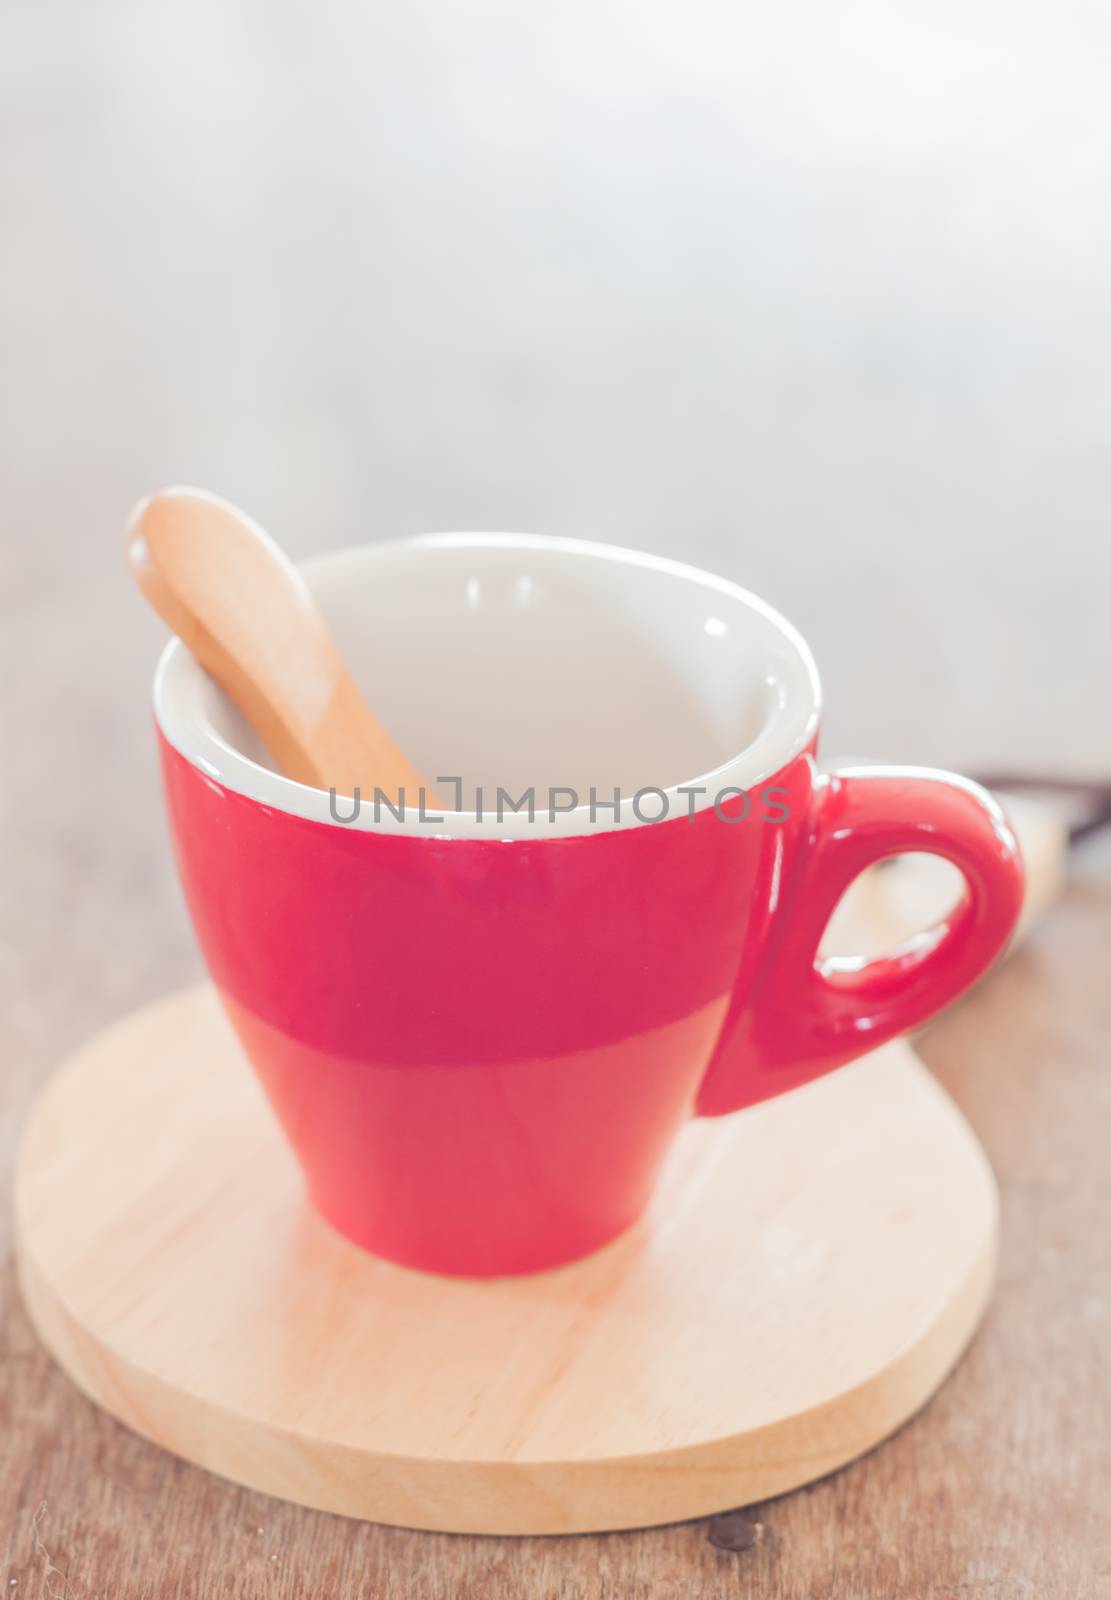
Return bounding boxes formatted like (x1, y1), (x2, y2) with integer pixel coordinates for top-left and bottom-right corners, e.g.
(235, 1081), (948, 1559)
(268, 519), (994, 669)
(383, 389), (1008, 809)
(13, 992), (996, 1536)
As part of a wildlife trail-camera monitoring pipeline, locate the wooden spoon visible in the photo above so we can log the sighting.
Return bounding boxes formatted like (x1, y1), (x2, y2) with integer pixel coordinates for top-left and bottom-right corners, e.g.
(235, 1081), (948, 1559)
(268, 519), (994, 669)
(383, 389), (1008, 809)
(127, 488), (436, 806)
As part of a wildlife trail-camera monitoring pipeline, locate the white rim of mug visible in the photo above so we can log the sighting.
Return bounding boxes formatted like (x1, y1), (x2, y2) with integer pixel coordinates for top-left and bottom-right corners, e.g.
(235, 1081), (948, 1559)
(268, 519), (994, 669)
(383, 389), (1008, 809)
(152, 531), (822, 840)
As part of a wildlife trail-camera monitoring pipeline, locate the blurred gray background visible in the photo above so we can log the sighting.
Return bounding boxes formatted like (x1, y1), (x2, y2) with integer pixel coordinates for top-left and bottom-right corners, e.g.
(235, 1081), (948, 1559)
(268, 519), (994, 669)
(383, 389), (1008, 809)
(3, 1), (1111, 1029)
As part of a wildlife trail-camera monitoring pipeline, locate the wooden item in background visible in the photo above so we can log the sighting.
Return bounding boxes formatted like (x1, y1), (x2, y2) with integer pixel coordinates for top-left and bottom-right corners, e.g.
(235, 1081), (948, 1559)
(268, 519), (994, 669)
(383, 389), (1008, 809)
(126, 489), (437, 804)
(12, 800), (1064, 1536)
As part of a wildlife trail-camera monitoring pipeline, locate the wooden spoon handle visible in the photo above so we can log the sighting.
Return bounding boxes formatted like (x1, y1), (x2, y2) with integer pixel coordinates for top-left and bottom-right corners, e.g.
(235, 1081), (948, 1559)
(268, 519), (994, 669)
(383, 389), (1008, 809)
(127, 488), (435, 805)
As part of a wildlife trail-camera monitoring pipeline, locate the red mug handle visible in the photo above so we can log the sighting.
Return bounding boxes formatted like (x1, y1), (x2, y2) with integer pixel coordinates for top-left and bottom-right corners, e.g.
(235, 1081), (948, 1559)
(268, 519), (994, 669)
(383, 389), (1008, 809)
(695, 765), (1025, 1116)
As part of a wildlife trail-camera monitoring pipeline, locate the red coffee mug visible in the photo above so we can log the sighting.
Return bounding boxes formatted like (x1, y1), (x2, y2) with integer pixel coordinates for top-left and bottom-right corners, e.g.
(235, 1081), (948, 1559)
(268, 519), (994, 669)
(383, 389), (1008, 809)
(155, 534), (1023, 1276)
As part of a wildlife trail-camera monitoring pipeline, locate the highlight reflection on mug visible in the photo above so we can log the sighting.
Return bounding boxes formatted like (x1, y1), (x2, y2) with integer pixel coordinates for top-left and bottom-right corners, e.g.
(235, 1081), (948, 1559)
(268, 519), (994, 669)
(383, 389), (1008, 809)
(328, 778), (792, 827)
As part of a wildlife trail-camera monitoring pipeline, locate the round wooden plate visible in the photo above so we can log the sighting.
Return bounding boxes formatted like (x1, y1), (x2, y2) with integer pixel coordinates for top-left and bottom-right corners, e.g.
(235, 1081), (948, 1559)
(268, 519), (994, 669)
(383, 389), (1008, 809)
(14, 984), (997, 1535)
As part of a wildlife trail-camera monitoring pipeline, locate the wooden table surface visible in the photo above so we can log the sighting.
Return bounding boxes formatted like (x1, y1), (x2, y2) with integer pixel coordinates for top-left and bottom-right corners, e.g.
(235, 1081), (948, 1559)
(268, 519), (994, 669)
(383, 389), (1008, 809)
(3, 2), (1110, 1594)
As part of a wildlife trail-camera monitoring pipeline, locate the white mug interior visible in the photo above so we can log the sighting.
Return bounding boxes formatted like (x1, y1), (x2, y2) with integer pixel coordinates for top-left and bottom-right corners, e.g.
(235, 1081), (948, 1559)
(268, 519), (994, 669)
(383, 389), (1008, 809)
(153, 532), (820, 839)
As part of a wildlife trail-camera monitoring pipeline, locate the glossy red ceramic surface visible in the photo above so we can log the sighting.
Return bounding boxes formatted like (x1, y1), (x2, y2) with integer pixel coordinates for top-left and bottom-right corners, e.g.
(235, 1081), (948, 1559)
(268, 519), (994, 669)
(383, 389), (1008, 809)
(159, 734), (1023, 1276)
